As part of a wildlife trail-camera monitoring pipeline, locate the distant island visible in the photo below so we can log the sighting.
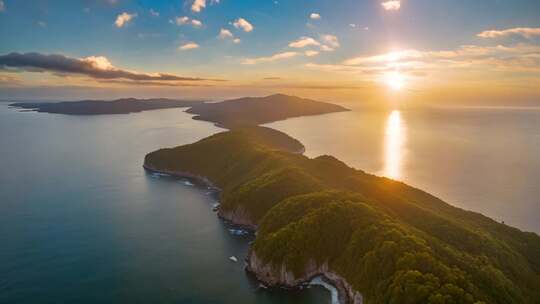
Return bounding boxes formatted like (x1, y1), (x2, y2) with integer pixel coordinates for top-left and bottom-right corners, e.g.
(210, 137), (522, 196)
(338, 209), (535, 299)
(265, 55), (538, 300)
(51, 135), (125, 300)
(144, 126), (540, 304)
(186, 94), (349, 128)
(9, 98), (204, 115)
(9, 94), (349, 129)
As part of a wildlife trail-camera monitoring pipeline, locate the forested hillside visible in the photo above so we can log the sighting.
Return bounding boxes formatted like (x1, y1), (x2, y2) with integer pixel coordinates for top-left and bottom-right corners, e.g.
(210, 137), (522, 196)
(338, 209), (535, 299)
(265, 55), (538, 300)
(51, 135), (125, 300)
(144, 126), (540, 304)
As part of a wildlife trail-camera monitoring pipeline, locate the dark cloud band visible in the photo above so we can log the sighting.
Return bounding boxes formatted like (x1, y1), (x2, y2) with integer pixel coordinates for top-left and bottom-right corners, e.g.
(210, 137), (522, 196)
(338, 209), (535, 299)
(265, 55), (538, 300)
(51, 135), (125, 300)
(0, 52), (210, 82)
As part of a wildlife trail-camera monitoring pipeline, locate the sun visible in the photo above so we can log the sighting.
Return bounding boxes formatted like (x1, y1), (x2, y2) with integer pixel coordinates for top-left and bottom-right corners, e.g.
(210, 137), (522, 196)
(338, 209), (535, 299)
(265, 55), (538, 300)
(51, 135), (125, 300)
(384, 71), (405, 90)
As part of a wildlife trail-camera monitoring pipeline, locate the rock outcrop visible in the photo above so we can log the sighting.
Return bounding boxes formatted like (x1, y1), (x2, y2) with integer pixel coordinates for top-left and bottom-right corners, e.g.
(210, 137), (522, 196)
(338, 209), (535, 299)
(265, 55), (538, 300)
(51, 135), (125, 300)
(246, 250), (363, 304)
(218, 206), (257, 230)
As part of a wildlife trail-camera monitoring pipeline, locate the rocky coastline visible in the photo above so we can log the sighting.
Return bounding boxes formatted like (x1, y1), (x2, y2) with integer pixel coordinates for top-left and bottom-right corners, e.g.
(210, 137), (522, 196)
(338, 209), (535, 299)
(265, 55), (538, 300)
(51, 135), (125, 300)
(142, 163), (360, 304)
(246, 250), (363, 304)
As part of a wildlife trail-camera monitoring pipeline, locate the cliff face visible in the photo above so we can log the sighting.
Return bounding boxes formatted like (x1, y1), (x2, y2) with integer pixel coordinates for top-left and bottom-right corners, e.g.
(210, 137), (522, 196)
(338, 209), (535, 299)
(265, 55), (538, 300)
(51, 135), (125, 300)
(218, 206), (257, 230)
(246, 250), (363, 304)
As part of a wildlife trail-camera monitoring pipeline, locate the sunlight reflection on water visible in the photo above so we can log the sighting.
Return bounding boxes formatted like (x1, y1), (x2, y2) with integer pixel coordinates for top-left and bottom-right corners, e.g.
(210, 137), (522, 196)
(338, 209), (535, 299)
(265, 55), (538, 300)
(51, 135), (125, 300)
(383, 110), (406, 179)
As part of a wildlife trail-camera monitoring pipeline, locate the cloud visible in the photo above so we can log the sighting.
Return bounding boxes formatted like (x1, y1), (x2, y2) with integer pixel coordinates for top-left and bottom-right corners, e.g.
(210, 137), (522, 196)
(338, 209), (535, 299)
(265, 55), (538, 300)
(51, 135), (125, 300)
(344, 49), (423, 65)
(287, 35), (338, 51)
(310, 13), (321, 20)
(321, 34), (340, 48)
(339, 44), (540, 75)
(175, 16), (202, 28)
(179, 42), (200, 51)
(175, 16), (189, 25)
(0, 0), (5, 12)
(191, 19), (202, 27)
(305, 63), (369, 73)
(218, 28), (241, 43)
(219, 28), (234, 39)
(191, 0), (206, 12)
(274, 83), (366, 91)
(289, 36), (320, 48)
(305, 50), (319, 57)
(98, 79), (214, 87)
(320, 45), (335, 52)
(242, 51), (298, 65)
(0, 74), (21, 86)
(0, 52), (209, 81)
(115, 12), (137, 28)
(233, 18), (254, 32)
(191, 0), (219, 13)
(381, 1), (401, 11)
(149, 9), (159, 17)
(477, 27), (540, 39)
(304, 43), (540, 80)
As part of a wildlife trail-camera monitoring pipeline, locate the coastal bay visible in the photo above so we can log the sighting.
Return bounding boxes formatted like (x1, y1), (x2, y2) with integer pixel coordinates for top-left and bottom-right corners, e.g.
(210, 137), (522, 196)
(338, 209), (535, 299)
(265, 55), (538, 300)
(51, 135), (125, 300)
(0, 105), (331, 304)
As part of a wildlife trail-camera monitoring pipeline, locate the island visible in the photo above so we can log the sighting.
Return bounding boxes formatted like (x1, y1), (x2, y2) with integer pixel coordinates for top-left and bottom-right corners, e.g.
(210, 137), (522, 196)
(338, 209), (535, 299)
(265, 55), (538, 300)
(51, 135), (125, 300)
(186, 94), (349, 128)
(9, 98), (204, 115)
(144, 126), (540, 304)
(9, 94), (349, 128)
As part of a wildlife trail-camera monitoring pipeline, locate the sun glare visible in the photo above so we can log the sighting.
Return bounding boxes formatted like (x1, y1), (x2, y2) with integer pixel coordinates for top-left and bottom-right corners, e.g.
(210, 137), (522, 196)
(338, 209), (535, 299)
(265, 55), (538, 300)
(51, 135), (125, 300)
(383, 110), (405, 179)
(385, 71), (405, 90)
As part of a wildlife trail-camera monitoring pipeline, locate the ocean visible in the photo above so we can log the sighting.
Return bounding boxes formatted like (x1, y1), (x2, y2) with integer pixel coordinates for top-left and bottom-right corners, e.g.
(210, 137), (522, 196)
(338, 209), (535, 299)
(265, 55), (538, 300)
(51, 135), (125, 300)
(1, 102), (539, 303)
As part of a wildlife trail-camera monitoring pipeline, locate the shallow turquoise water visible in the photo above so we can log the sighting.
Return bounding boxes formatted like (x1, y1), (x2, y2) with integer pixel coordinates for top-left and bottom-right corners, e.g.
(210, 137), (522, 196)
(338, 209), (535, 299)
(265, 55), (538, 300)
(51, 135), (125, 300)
(0, 104), (330, 303)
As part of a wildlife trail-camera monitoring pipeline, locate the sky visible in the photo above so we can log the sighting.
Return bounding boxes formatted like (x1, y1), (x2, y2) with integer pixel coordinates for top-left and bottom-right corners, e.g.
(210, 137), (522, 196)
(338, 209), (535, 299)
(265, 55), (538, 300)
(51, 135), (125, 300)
(0, 0), (539, 106)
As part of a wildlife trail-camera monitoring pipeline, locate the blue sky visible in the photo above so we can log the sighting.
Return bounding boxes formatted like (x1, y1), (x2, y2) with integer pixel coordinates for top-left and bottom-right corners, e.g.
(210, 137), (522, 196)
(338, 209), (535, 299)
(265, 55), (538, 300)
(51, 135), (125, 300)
(1, 0), (539, 104)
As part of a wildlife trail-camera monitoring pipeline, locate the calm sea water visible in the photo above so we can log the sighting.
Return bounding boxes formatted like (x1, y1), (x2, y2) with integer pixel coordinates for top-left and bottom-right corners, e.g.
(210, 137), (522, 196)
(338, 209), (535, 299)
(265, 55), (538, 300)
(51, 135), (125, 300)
(267, 107), (540, 233)
(1, 103), (539, 304)
(0, 104), (330, 304)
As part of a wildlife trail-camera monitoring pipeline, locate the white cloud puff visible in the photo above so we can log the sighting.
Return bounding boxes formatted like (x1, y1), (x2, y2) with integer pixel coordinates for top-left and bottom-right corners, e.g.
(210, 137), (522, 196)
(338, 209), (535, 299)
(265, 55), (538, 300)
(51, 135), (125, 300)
(191, 0), (206, 12)
(218, 28), (240, 43)
(191, 19), (203, 27)
(289, 37), (320, 48)
(310, 13), (321, 20)
(115, 12), (137, 28)
(175, 16), (202, 28)
(179, 42), (200, 50)
(233, 18), (254, 32)
(218, 28), (234, 39)
(305, 50), (320, 57)
(192, 0), (220, 13)
(381, 1), (401, 11)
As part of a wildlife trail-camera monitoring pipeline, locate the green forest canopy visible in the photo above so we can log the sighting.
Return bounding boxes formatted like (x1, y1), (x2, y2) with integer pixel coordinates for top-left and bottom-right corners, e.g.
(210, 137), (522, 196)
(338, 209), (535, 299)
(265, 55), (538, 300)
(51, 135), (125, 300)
(145, 126), (540, 304)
